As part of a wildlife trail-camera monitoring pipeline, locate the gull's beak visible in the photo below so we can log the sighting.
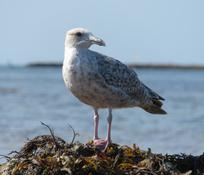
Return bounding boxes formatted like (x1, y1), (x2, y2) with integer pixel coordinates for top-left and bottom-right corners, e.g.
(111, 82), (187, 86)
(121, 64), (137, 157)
(89, 34), (106, 46)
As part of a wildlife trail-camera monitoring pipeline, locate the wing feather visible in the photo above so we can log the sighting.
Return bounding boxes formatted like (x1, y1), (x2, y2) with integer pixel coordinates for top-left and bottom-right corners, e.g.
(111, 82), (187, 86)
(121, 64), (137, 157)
(91, 51), (166, 114)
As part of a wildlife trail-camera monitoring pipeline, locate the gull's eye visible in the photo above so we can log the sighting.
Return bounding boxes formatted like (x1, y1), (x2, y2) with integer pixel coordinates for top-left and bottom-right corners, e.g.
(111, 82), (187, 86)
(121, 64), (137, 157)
(76, 32), (82, 37)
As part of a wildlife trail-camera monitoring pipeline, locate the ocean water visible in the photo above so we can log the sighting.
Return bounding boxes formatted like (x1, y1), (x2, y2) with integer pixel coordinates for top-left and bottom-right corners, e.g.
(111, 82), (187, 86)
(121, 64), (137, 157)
(0, 66), (204, 160)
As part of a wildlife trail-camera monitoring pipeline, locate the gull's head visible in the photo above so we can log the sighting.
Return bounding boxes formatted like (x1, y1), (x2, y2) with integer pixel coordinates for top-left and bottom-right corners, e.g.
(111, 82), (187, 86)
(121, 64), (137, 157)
(65, 28), (105, 49)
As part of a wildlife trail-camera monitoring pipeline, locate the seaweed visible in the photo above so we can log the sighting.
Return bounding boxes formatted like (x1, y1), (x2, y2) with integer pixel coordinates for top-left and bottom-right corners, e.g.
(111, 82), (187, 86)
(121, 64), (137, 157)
(0, 124), (204, 175)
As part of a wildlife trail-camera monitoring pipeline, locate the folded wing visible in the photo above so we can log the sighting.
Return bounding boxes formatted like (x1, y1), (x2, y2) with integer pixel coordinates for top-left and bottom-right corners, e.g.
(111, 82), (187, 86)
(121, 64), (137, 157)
(94, 52), (166, 114)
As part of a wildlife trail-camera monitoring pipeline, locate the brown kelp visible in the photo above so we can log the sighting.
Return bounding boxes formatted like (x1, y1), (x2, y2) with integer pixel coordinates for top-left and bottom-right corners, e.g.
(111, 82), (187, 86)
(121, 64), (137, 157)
(0, 124), (204, 175)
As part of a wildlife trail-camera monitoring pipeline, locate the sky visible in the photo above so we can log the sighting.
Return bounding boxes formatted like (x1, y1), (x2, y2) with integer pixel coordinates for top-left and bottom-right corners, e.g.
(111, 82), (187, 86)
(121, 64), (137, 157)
(0, 0), (204, 65)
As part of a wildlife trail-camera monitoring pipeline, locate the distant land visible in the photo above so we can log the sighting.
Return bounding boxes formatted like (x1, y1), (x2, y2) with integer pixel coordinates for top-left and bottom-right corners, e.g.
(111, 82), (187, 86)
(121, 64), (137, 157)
(26, 62), (204, 70)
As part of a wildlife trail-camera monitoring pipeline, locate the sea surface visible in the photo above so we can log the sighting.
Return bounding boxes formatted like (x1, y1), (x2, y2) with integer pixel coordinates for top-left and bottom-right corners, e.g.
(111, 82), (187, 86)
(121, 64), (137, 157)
(0, 66), (204, 161)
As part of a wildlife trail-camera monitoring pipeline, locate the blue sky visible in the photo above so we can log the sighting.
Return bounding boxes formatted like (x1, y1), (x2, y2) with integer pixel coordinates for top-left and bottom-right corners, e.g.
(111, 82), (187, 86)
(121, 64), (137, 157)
(0, 0), (203, 65)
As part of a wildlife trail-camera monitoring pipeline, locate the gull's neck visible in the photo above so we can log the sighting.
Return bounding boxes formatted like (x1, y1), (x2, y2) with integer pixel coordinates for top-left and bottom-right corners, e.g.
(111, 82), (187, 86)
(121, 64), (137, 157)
(65, 46), (90, 57)
(66, 44), (90, 50)
(64, 46), (90, 65)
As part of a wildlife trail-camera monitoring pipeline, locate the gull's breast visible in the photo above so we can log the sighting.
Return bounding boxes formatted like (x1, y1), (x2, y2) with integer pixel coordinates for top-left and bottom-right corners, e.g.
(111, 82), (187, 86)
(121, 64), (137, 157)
(63, 51), (134, 108)
(63, 53), (99, 105)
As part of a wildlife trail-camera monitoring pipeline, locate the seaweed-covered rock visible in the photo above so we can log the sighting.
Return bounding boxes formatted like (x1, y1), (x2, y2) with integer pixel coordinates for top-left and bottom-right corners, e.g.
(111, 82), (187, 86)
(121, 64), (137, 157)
(0, 135), (204, 175)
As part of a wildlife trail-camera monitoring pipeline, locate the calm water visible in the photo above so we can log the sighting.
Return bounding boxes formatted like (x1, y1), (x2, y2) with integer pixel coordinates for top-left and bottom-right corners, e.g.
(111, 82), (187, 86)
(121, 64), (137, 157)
(0, 66), (204, 160)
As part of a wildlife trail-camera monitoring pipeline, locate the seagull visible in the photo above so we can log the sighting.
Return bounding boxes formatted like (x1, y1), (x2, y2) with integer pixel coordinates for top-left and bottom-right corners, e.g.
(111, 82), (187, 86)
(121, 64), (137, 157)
(62, 28), (166, 150)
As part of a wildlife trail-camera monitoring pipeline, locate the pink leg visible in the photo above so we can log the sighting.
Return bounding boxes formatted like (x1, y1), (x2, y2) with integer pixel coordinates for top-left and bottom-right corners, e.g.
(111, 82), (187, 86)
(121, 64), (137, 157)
(93, 108), (113, 150)
(93, 109), (99, 140)
(104, 108), (112, 149)
(93, 109), (107, 148)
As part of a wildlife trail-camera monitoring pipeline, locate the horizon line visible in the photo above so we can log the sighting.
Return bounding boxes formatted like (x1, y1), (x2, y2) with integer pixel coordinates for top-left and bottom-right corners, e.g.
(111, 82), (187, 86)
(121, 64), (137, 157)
(1, 61), (204, 70)
(25, 62), (204, 70)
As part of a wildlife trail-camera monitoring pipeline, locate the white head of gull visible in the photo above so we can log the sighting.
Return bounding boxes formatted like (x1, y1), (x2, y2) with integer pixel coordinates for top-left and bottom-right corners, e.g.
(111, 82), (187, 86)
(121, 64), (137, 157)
(62, 28), (166, 150)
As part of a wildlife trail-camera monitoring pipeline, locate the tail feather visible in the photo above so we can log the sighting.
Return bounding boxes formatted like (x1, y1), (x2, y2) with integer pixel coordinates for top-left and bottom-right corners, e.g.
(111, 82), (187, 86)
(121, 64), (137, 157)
(152, 99), (163, 107)
(141, 84), (166, 114)
(143, 104), (167, 114)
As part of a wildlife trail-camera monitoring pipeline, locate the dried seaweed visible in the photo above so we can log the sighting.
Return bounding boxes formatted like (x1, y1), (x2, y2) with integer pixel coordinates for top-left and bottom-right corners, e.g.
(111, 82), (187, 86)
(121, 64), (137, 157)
(1, 125), (204, 175)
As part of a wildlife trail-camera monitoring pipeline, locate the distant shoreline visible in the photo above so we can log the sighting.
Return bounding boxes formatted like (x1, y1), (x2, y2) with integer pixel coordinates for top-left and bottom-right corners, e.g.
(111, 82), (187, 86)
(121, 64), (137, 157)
(26, 62), (204, 70)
